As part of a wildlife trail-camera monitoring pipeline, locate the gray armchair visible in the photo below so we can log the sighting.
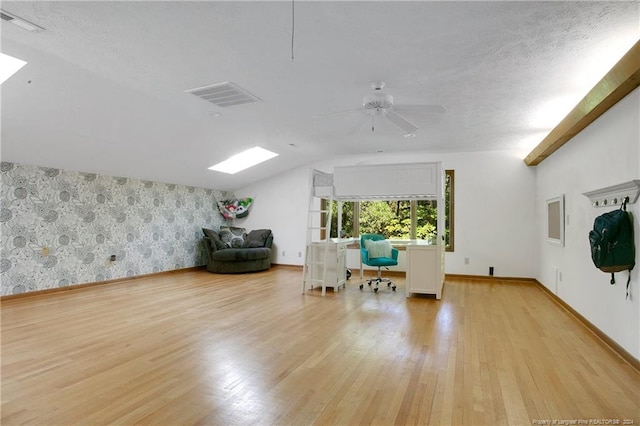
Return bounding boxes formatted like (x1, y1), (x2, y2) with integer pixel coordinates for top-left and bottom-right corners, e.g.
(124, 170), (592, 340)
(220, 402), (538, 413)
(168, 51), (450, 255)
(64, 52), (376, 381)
(202, 227), (273, 273)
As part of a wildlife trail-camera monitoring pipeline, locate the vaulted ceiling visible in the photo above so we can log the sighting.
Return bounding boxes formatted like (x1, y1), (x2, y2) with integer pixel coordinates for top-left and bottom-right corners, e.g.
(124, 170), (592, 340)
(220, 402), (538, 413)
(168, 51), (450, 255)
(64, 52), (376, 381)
(1, 1), (638, 191)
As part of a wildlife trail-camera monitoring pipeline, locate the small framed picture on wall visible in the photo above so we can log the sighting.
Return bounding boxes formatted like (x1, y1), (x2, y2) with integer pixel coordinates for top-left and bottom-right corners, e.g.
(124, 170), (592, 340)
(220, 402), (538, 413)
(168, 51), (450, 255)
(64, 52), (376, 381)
(546, 195), (565, 246)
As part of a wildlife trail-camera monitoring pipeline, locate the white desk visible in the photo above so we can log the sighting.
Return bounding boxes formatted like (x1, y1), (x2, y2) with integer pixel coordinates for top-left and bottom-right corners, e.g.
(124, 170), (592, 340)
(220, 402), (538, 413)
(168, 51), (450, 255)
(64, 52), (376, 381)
(357, 239), (444, 299)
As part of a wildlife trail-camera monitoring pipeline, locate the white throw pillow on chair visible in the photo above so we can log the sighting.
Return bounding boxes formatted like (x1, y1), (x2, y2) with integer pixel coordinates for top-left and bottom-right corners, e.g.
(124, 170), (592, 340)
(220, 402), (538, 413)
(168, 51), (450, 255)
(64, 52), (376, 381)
(364, 239), (392, 258)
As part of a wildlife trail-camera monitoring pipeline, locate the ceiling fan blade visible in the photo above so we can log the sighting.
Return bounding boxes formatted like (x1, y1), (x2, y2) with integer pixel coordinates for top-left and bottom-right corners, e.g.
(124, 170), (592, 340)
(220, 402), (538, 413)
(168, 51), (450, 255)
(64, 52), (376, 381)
(393, 104), (447, 114)
(385, 110), (418, 134)
(346, 115), (369, 136)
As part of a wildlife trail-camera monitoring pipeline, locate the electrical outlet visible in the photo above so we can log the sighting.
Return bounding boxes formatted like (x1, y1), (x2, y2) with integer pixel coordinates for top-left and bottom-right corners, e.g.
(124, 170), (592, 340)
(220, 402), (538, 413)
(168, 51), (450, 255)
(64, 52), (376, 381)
(282, 251), (285, 257)
(559, 271), (563, 282)
(298, 251), (302, 258)
(464, 257), (469, 265)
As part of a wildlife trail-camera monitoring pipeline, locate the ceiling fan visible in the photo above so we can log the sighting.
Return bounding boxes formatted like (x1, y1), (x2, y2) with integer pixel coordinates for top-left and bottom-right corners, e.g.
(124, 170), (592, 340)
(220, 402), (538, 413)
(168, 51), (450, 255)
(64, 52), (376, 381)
(319, 81), (446, 137)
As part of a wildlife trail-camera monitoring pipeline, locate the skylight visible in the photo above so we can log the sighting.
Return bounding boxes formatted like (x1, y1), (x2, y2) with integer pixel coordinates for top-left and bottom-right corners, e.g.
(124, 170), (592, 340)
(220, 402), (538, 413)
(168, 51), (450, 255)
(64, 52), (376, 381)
(0, 52), (26, 85)
(208, 147), (279, 174)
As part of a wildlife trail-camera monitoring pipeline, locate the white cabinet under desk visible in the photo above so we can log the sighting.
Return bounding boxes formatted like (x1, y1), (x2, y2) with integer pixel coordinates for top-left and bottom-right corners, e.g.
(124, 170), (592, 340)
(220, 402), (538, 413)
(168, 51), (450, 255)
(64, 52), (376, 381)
(405, 240), (444, 299)
(306, 238), (355, 293)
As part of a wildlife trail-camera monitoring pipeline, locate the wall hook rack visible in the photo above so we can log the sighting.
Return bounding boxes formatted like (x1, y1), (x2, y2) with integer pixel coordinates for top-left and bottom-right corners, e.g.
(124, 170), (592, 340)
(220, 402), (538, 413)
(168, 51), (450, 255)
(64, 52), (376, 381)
(582, 180), (640, 207)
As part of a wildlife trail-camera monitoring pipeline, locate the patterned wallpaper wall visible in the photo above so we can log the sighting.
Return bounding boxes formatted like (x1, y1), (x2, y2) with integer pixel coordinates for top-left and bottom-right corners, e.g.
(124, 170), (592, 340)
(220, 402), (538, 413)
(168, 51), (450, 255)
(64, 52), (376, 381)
(0, 162), (231, 295)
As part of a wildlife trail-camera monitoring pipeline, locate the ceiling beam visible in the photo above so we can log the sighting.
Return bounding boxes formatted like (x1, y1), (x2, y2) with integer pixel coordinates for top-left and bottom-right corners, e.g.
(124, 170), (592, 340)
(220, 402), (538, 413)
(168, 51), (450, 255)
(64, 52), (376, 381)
(524, 39), (640, 166)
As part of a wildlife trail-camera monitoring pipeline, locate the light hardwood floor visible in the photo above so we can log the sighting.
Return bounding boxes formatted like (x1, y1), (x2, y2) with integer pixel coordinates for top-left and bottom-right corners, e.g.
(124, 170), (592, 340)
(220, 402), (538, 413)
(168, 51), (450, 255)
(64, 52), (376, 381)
(2, 266), (639, 425)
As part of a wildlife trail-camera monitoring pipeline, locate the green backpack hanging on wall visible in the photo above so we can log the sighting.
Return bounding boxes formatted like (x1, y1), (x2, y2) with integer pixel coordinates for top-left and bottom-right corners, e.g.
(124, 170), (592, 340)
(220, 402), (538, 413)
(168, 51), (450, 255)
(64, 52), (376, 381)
(588, 197), (635, 299)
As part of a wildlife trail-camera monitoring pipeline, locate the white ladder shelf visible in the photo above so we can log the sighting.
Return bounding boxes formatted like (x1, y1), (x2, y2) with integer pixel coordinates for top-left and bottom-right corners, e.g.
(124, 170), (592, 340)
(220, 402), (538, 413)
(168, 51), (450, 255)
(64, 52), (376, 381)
(302, 170), (335, 296)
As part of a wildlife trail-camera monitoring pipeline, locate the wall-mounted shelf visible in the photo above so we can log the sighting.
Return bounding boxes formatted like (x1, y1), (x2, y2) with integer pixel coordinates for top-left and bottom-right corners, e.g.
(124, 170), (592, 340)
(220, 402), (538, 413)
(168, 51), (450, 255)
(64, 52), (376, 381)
(583, 180), (640, 207)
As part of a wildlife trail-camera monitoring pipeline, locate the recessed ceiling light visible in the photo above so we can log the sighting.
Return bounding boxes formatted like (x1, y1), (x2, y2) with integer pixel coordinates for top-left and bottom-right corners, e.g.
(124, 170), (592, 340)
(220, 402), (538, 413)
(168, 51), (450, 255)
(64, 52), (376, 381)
(403, 133), (417, 139)
(572, 34), (639, 97)
(0, 52), (27, 85)
(208, 147), (278, 174)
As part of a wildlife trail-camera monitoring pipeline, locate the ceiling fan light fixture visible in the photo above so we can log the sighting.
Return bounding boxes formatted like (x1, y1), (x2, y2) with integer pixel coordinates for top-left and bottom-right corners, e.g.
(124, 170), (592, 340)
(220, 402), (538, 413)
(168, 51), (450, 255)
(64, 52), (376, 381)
(363, 92), (393, 110)
(318, 80), (444, 136)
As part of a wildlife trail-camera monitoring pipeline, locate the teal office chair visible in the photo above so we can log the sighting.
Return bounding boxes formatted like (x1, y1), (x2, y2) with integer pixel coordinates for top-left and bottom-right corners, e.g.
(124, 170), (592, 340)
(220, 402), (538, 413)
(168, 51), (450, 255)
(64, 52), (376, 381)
(360, 234), (398, 293)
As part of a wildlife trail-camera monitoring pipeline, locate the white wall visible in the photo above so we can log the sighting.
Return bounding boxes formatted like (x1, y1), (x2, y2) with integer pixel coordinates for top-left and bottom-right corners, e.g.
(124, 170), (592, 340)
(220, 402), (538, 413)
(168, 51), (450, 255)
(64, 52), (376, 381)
(233, 165), (311, 264)
(236, 149), (537, 278)
(536, 88), (639, 359)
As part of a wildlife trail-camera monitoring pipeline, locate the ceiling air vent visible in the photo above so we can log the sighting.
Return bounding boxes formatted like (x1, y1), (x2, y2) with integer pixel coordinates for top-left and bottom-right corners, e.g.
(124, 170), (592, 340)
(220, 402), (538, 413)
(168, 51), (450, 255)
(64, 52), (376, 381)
(185, 81), (262, 107)
(0, 10), (44, 32)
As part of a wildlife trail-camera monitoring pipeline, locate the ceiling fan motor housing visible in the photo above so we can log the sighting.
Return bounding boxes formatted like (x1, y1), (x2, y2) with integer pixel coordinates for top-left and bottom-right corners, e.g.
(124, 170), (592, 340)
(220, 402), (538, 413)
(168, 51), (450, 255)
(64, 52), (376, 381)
(363, 92), (394, 110)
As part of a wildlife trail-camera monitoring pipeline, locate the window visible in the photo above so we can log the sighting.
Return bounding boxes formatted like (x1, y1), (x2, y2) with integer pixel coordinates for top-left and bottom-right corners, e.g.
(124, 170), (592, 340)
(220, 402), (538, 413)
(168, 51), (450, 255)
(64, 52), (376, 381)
(322, 169), (455, 251)
(359, 200), (411, 238)
(323, 200), (355, 239)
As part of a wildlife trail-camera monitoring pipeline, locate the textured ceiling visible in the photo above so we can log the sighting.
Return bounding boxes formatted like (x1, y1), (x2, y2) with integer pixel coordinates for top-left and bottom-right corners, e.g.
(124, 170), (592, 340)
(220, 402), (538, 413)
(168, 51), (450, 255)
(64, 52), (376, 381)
(1, 1), (638, 191)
